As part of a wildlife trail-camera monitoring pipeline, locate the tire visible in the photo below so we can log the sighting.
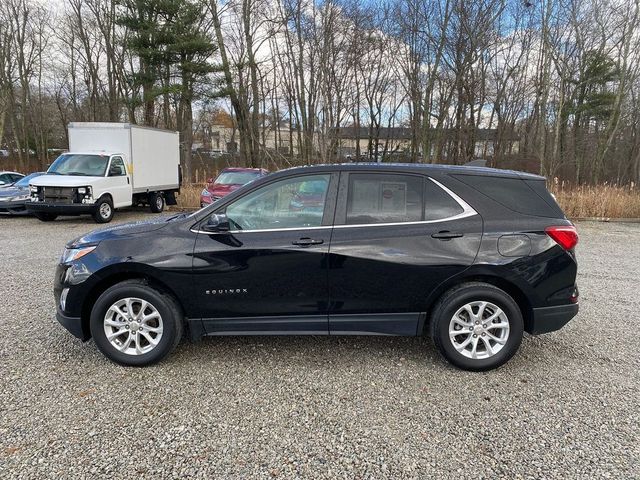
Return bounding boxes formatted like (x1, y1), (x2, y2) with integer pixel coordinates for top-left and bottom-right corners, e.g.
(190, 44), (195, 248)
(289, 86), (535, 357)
(89, 280), (183, 367)
(34, 212), (57, 222)
(430, 282), (524, 371)
(149, 192), (165, 213)
(93, 196), (114, 223)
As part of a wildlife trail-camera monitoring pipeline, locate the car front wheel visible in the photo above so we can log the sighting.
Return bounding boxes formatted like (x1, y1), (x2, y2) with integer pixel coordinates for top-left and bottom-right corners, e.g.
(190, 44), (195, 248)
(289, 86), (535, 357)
(93, 196), (114, 223)
(89, 280), (183, 366)
(430, 282), (524, 371)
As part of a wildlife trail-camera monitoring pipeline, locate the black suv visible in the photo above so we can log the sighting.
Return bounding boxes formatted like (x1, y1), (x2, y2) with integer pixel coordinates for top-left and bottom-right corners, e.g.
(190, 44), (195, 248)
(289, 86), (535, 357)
(54, 164), (579, 370)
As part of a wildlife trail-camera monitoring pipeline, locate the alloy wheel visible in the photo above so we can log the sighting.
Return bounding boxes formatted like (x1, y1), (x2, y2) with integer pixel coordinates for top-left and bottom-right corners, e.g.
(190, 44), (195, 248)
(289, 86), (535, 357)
(448, 301), (510, 359)
(103, 297), (164, 355)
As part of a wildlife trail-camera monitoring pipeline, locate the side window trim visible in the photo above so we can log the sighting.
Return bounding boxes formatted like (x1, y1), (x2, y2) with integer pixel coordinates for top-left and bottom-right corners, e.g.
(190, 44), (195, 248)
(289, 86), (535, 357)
(427, 177), (477, 220)
(333, 172), (477, 228)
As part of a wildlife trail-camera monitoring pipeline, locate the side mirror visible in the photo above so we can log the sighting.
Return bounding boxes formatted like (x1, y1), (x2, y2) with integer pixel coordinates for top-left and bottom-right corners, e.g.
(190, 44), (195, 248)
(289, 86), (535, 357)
(202, 213), (230, 233)
(206, 177), (213, 184)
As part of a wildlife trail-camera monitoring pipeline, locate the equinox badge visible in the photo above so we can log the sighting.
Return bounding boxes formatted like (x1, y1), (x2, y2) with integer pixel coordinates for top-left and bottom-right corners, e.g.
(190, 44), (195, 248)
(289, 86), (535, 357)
(205, 288), (248, 295)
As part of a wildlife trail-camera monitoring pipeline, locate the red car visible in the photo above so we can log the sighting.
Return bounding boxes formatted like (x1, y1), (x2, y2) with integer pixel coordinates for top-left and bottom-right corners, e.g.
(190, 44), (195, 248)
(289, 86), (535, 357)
(200, 167), (268, 207)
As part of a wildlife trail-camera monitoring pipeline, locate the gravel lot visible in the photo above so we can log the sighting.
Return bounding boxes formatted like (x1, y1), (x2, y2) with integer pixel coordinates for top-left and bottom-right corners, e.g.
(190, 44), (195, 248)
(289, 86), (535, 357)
(0, 212), (638, 479)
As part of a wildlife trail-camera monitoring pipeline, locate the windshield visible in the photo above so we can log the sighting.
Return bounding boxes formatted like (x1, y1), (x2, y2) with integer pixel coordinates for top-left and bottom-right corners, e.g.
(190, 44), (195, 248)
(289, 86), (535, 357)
(15, 172), (44, 187)
(215, 171), (260, 185)
(48, 154), (110, 177)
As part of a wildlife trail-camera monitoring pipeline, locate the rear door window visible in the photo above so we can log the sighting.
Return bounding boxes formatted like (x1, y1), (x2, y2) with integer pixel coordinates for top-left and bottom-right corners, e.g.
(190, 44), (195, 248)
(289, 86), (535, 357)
(346, 173), (423, 224)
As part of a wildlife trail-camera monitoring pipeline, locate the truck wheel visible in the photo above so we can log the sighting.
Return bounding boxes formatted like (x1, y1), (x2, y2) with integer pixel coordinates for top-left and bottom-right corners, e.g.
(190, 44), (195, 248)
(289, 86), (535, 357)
(430, 282), (524, 371)
(93, 196), (114, 223)
(89, 280), (183, 366)
(149, 193), (165, 213)
(34, 213), (57, 222)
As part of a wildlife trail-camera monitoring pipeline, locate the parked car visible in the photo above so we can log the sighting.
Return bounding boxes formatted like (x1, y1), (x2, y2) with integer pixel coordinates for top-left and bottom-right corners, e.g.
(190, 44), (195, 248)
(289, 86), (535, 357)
(0, 149), (10, 157)
(29, 122), (181, 223)
(200, 167), (268, 207)
(54, 163), (578, 370)
(0, 172), (45, 215)
(0, 171), (24, 186)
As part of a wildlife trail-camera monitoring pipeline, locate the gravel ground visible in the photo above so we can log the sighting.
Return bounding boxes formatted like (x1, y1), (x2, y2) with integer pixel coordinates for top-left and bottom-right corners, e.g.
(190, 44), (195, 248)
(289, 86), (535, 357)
(0, 212), (638, 479)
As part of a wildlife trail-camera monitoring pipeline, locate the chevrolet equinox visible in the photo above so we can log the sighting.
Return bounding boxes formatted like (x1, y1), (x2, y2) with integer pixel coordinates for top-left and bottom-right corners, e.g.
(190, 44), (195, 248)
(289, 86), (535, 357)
(54, 164), (579, 371)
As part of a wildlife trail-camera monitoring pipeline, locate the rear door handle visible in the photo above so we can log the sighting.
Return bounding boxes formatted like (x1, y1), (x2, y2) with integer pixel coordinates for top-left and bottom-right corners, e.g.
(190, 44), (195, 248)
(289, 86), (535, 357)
(292, 237), (324, 247)
(431, 231), (464, 240)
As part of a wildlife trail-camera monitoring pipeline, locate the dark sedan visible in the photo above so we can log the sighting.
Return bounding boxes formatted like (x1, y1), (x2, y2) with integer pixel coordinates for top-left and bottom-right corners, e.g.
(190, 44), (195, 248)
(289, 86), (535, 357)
(0, 172), (45, 215)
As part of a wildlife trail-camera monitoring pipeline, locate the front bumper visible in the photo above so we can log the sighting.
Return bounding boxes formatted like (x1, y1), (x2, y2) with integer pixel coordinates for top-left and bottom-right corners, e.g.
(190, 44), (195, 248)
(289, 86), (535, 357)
(0, 200), (30, 215)
(56, 307), (89, 341)
(54, 263), (91, 341)
(528, 303), (579, 334)
(28, 202), (96, 215)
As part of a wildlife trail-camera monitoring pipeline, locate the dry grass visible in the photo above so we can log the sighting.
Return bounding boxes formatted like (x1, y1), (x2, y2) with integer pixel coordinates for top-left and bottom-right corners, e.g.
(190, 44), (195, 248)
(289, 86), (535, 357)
(176, 181), (640, 219)
(550, 182), (640, 219)
(176, 184), (204, 209)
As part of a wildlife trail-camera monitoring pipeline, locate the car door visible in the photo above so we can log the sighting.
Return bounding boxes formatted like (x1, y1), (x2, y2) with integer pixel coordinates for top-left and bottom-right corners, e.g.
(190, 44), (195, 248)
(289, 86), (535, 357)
(191, 172), (338, 334)
(106, 156), (131, 207)
(328, 171), (483, 336)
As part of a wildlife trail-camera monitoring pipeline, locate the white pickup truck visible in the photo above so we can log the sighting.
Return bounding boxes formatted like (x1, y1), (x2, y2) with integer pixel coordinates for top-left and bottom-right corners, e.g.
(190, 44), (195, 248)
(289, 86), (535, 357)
(29, 123), (181, 223)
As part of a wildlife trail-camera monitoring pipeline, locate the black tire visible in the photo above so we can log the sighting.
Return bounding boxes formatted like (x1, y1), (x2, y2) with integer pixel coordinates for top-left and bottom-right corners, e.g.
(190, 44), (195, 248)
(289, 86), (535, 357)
(92, 196), (114, 223)
(430, 282), (524, 371)
(34, 212), (57, 222)
(149, 192), (165, 213)
(90, 280), (183, 367)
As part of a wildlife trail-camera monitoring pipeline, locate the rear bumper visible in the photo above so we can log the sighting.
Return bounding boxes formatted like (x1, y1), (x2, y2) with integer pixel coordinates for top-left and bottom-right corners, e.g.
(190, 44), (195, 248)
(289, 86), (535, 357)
(528, 303), (579, 334)
(28, 202), (96, 215)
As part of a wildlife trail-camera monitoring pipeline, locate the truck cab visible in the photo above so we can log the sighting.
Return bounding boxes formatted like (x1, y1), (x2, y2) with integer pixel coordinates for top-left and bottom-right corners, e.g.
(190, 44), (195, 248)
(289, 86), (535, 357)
(29, 152), (134, 223)
(28, 123), (180, 223)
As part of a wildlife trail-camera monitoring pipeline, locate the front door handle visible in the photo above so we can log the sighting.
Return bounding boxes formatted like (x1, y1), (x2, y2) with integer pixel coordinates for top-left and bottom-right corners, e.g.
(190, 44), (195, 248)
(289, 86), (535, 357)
(431, 231), (464, 240)
(292, 237), (324, 247)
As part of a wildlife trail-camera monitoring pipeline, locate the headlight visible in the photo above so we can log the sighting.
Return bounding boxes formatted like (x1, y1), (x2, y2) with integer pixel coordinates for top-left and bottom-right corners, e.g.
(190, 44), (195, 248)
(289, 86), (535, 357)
(201, 188), (211, 197)
(8, 194), (30, 201)
(29, 185), (38, 193)
(77, 187), (87, 194)
(61, 245), (97, 263)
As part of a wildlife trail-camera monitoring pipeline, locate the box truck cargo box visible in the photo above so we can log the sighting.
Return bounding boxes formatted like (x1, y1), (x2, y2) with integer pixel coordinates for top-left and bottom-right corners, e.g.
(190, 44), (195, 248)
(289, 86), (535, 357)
(29, 123), (181, 223)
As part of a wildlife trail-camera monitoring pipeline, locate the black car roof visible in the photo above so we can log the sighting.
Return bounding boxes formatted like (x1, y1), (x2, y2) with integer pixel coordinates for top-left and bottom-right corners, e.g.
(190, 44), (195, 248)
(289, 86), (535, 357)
(275, 163), (546, 181)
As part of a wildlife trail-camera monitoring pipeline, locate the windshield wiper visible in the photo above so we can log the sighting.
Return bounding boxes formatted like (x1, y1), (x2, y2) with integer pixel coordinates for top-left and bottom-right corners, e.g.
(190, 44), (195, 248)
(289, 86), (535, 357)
(66, 172), (89, 176)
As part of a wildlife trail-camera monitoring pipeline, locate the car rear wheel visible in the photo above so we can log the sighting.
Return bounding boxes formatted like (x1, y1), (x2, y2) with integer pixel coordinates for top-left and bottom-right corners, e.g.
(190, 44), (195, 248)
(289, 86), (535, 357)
(149, 192), (164, 213)
(34, 212), (57, 222)
(430, 282), (524, 371)
(90, 280), (183, 366)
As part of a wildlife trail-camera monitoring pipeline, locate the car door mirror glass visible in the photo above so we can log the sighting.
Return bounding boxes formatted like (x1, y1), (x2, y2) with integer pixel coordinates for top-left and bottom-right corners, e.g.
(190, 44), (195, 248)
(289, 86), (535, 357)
(202, 213), (230, 232)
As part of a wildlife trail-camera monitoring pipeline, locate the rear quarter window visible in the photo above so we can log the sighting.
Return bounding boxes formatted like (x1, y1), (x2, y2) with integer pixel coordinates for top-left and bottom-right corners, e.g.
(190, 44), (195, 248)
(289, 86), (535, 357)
(452, 174), (564, 218)
(424, 179), (464, 220)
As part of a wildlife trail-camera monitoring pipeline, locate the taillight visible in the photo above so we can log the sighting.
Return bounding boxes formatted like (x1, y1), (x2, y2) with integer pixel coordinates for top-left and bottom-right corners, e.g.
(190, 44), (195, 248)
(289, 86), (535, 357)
(545, 225), (578, 250)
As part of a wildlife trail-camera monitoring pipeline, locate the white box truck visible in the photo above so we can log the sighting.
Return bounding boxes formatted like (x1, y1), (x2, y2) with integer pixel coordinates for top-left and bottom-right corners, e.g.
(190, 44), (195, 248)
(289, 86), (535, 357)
(29, 122), (181, 223)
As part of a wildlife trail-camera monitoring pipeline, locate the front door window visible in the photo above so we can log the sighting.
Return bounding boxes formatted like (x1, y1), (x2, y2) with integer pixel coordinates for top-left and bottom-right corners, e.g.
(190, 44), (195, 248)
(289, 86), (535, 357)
(225, 174), (330, 230)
